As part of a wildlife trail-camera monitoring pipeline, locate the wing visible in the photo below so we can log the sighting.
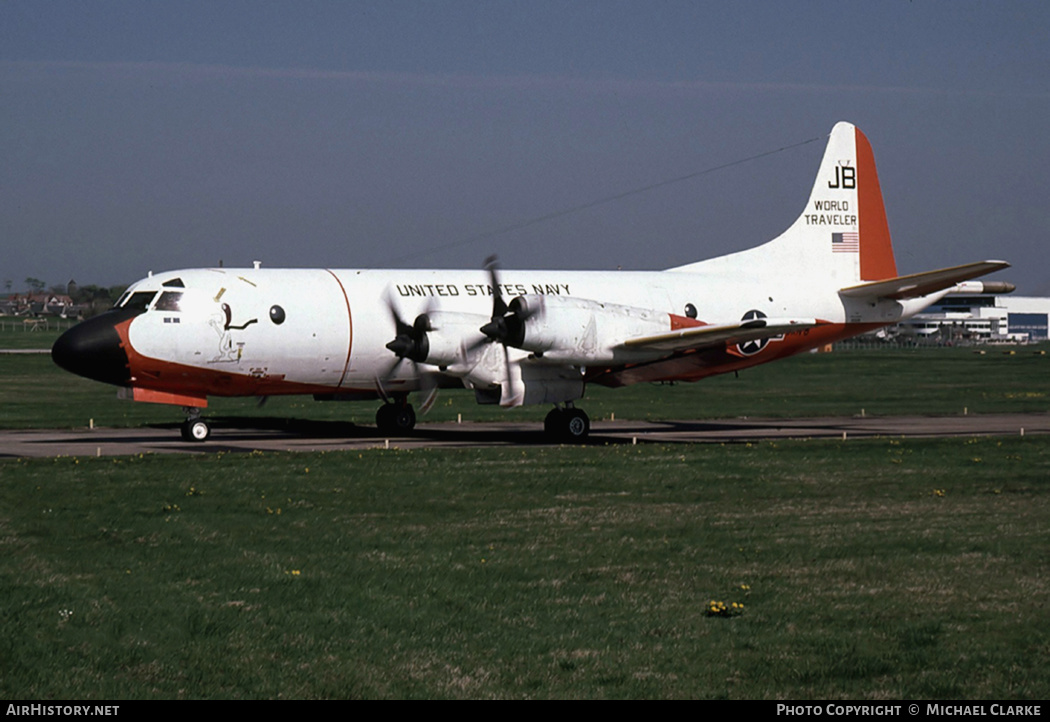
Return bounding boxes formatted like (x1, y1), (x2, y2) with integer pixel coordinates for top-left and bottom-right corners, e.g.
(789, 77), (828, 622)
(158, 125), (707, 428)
(619, 317), (828, 354)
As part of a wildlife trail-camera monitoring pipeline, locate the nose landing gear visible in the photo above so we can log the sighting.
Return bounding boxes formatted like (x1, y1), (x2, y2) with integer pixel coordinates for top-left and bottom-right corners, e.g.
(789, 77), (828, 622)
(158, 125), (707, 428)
(179, 409), (209, 442)
(180, 408), (211, 442)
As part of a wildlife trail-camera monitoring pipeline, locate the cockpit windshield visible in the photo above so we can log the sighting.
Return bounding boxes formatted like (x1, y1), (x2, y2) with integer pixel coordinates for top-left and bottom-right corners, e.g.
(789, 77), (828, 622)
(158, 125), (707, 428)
(120, 291), (158, 312)
(154, 291), (184, 312)
(111, 278), (208, 314)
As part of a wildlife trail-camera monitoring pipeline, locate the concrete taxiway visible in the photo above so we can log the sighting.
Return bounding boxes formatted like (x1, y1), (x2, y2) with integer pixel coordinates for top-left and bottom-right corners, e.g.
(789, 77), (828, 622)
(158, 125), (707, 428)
(2, 413), (1047, 458)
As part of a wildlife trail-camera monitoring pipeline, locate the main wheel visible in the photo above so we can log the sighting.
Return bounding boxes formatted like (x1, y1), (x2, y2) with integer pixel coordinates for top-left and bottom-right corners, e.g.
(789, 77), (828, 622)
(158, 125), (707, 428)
(563, 408), (590, 441)
(544, 407), (589, 442)
(180, 418), (211, 442)
(376, 403), (417, 434)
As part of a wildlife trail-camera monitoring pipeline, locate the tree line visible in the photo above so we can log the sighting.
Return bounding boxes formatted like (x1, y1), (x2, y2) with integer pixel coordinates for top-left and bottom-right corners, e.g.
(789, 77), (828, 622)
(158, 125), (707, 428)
(4, 277), (127, 318)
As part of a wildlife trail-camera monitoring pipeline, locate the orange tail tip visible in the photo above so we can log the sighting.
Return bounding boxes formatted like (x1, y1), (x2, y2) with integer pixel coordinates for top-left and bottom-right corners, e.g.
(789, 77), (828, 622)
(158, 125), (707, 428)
(854, 127), (898, 281)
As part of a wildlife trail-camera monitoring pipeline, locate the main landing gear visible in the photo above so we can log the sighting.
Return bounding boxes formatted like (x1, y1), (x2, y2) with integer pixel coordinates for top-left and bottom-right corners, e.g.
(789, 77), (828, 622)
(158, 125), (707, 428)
(373, 400), (589, 441)
(180, 408), (211, 442)
(375, 400), (417, 435)
(544, 404), (590, 442)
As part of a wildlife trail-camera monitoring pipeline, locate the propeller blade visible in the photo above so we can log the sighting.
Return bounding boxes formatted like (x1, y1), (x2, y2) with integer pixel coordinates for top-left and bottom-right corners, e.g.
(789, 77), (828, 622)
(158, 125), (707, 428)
(418, 374), (439, 415)
(383, 290), (412, 336)
(502, 343), (515, 402)
(373, 369), (394, 403)
(484, 255), (508, 318)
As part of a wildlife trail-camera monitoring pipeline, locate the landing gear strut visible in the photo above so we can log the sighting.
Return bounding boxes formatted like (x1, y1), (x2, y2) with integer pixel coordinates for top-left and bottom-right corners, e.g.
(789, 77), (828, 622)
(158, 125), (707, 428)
(544, 405), (590, 442)
(180, 408), (211, 442)
(376, 400), (417, 435)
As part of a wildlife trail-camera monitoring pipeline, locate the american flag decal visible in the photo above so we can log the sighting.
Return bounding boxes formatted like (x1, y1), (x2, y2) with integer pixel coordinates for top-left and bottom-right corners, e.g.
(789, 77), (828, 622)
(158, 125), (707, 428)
(832, 231), (859, 253)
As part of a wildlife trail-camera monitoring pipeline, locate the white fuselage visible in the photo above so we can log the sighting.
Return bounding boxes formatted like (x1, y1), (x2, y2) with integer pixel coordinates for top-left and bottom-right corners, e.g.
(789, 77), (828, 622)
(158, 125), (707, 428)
(119, 265), (887, 391)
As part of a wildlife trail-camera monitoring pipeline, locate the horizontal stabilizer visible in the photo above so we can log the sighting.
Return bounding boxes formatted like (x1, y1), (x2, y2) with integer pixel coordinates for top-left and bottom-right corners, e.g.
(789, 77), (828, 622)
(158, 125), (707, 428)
(621, 318), (827, 354)
(837, 261), (1009, 301)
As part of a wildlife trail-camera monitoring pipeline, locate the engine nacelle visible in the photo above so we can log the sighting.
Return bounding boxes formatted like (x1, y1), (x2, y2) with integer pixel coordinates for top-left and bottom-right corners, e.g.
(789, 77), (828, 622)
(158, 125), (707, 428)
(419, 310), (491, 368)
(510, 295), (675, 365)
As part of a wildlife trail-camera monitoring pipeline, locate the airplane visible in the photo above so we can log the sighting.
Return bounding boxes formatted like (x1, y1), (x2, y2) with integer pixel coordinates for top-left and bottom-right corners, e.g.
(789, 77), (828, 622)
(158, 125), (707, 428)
(51, 122), (1009, 442)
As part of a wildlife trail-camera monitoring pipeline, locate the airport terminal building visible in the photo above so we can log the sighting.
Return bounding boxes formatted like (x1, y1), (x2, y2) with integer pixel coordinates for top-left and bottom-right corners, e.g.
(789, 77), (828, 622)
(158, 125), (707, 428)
(895, 292), (1050, 344)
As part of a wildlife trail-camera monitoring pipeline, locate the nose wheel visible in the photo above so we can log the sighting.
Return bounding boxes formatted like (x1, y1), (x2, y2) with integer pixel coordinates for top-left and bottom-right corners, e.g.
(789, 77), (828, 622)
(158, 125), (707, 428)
(544, 406), (590, 442)
(180, 417), (211, 442)
(180, 407), (211, 442)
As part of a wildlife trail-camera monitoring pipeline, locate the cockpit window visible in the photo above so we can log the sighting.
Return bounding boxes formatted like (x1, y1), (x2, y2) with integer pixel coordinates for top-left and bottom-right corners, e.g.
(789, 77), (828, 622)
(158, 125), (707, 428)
(121, 291), (157, 312)
(162, 278), (185, 288)
(154, 291), (184, 312)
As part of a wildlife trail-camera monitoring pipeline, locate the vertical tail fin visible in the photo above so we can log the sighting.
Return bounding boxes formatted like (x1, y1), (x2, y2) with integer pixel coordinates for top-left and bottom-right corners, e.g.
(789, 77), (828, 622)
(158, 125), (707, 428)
(809, 124), (1008, 299)
(669, 122), (898, 284)
(778, 121), (898, 284)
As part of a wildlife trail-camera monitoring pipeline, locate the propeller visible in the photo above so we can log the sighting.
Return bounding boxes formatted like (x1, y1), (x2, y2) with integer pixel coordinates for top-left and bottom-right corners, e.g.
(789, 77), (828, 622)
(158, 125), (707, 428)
(469, 256), (540, 406)
(477, 255), (530, 348)
(385, 305), (431, 363)
(379, 293), (440, 413)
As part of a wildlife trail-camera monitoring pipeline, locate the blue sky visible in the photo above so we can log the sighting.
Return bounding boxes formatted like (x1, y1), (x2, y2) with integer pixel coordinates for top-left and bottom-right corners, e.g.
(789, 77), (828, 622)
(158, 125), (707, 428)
(2, 1), (1047, 293)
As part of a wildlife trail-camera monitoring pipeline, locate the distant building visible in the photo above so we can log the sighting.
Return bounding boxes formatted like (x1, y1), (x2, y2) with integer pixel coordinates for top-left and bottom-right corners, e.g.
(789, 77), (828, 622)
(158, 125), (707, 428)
(0, 292), (80, 318)
(895, 292), (1049, 344)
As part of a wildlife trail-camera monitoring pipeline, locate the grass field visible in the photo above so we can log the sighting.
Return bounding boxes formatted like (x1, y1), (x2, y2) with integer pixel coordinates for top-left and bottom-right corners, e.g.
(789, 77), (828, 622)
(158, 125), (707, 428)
(1, 439), (1048, 699)
(2, 330), (1049, 698)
